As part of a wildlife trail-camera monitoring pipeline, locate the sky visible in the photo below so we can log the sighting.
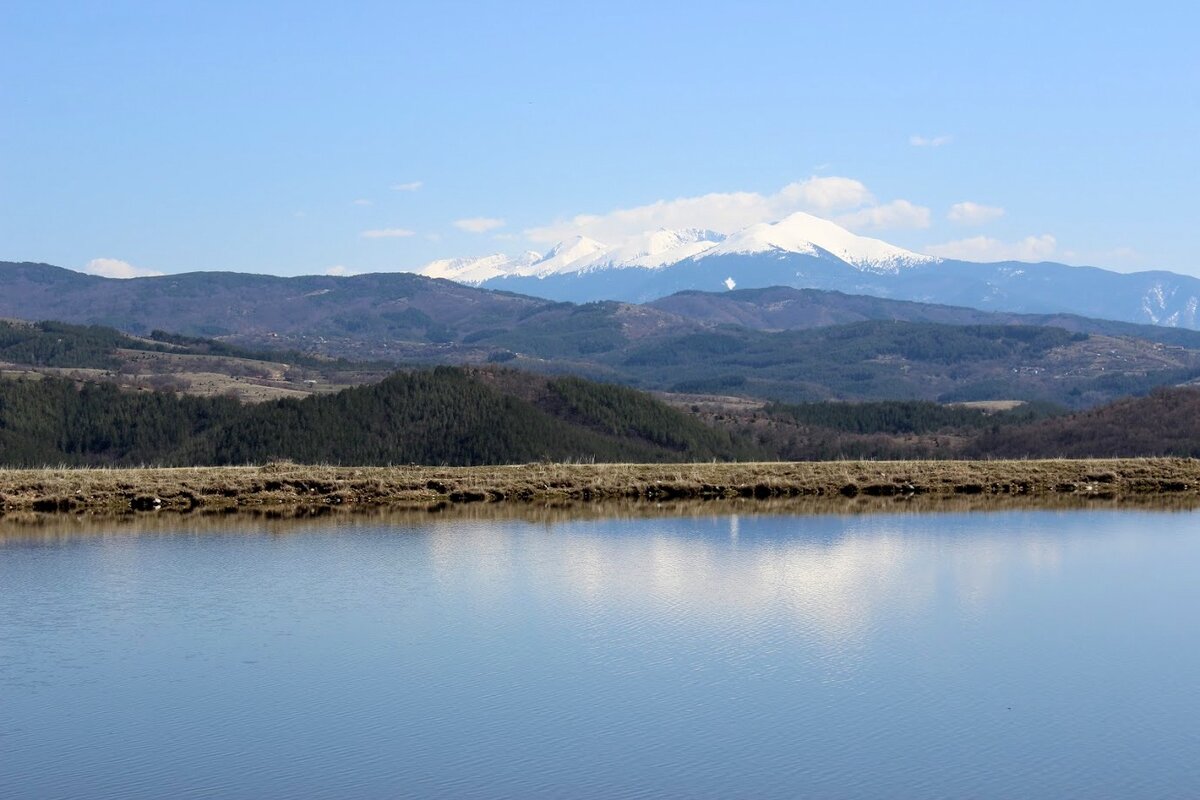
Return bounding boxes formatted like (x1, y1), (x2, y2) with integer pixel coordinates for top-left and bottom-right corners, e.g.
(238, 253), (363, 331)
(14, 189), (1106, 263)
(2, 1), (1198, 278)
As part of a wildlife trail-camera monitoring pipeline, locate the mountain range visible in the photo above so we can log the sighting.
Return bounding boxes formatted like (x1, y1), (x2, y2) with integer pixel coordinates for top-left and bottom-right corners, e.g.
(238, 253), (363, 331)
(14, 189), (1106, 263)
(5, 261), (1200, 409)
(8, 260), (1200, 464)
(417, 212), (1200, 330)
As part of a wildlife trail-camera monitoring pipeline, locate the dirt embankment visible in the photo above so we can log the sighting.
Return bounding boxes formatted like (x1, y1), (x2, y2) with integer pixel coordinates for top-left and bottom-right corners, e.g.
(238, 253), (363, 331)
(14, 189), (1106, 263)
(1, 459), (1199, 517)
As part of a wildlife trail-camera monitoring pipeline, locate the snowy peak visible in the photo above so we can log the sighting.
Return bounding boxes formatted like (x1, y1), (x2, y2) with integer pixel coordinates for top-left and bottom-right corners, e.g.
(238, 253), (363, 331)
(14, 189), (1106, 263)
(435, 229), (727, 281)
(700, 212), (933, 273)
(420, 251), (540, 284)
(583, 228), (725, 271)
(417, 213), (933, 285)
(526, 235), (610, 276)
(636, 227), (725, 254)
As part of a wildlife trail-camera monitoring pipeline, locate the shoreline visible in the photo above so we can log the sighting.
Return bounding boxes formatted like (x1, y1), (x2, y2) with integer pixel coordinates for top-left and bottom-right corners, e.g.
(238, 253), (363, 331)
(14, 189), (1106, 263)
(1, 458), (1199, 517)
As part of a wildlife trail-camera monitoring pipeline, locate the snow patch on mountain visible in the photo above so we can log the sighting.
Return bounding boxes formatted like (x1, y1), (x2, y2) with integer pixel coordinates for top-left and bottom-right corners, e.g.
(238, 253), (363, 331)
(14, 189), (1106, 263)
(1142, 282), (1169, 325)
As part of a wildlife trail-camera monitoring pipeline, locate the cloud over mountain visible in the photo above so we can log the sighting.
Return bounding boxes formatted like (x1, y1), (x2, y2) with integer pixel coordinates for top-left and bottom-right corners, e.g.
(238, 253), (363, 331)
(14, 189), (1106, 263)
(83, 258), (164, 279)
(947, 202), (1005, 226)
(836, 200), (931, 231)
(454, 217), (506, 234)
(523, 177), (923, 247)
(926, 234), (1057, 262)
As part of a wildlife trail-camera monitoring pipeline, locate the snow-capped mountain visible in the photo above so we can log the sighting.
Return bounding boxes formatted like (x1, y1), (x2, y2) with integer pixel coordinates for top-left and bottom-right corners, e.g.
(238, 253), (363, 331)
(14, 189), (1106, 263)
(418, 213), (928, 285)
(420, 228), (729, 284)
(696, 212), (932, 272)
(588, 228), (726, 271)
(413, 212), (1200, 330)
(420, 250), (541, 284)
(527, 235), (611, 276)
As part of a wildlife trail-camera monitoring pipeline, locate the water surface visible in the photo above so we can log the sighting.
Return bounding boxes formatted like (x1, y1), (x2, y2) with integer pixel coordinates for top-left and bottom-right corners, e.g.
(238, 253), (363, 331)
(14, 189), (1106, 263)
(2, 508), (1198, 798)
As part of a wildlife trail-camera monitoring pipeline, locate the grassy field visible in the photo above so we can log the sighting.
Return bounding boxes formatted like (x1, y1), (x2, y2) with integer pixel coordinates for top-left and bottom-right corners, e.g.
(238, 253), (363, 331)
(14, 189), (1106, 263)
(0, 349), (378, 403)
(1, 458), (1198, 517)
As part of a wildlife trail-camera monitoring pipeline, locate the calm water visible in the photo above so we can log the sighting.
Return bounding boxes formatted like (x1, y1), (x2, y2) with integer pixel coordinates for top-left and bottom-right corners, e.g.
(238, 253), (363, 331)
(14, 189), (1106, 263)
(2, 508), (1199, 798)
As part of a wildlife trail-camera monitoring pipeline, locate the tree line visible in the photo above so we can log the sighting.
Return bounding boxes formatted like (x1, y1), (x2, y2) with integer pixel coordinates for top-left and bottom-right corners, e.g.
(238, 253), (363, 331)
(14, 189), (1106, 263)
(0, 368), (755, 467)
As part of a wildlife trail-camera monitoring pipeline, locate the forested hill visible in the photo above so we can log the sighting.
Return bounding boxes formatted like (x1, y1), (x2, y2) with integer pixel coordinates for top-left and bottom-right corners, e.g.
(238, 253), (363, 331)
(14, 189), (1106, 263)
(0, 368), (759, 467)
(648, 286), (1200, 348)
(0, 318), (391, 402)
(967, 388), (1200, 459)
(0, 318), (344, 370)
(5, 365), (1200, 466)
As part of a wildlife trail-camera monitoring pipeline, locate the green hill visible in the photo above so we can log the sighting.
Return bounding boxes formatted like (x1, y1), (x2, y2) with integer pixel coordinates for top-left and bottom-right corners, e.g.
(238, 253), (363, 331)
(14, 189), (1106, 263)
(0, 367), (759, 467)
(967, 388), (1200, 459)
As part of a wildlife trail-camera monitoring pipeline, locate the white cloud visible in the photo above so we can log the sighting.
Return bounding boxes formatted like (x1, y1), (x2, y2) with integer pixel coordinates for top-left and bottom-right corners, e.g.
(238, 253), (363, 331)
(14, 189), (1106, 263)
(360, 228), (415, 239)
(1097, 246), (1142, 267)
(83, 258), (164, 279)
(325, 265), (356, 276)
(947, 201), (1005, 226)
(524, 176), (880, 244)
(391, 181), (423, 192)
(776, 176), (874, 213)
(454, 217), (505, 234)
(910, 134), (953, 147)
(1061, 246), (1145, 271)
(836, 199), (931, 231)
(1105, 246), (1141, 262)
(925, 234), (1057, 262)
(352, 198), (372, 206)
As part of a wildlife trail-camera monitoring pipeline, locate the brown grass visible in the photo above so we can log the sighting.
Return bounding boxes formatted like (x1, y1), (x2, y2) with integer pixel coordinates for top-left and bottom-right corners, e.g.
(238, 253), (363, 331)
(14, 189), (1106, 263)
(1, 458), (1199, 517)
(7, 489), (1200, 544)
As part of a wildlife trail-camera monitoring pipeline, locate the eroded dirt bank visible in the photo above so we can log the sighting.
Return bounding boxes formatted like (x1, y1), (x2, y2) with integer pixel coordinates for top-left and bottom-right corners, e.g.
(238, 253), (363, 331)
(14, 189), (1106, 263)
(1, 458), (1198, 517)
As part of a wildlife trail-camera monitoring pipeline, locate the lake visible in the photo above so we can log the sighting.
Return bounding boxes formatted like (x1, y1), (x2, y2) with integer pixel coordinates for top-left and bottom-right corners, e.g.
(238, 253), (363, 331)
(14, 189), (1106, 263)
(2, 507), (1199, 798)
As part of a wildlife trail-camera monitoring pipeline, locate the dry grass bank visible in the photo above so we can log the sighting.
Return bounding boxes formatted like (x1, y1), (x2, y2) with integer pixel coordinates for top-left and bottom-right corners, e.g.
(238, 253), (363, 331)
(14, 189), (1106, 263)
(1, 458), (1199, 517)
(7, 490), (1200, 543)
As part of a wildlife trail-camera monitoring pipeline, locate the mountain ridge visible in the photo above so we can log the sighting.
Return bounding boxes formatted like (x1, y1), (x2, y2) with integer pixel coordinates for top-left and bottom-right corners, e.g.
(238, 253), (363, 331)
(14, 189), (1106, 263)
(9, 260), (1200, 352)
(7, 261), (1200, 408)
(399, 212), (1200, 329)
(421, 212), (932, 284)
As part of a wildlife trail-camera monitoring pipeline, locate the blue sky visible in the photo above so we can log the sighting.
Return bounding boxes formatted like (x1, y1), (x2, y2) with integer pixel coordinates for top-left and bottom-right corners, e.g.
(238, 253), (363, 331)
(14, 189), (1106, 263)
(2, 1), (1197, 278)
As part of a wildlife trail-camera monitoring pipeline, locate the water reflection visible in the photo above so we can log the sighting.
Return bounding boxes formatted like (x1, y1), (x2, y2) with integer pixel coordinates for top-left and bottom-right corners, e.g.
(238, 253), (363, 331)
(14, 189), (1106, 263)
(3, 506), (1199, 798)
(3, 490), (1199, 545)
(409, 511), (1100, 652)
